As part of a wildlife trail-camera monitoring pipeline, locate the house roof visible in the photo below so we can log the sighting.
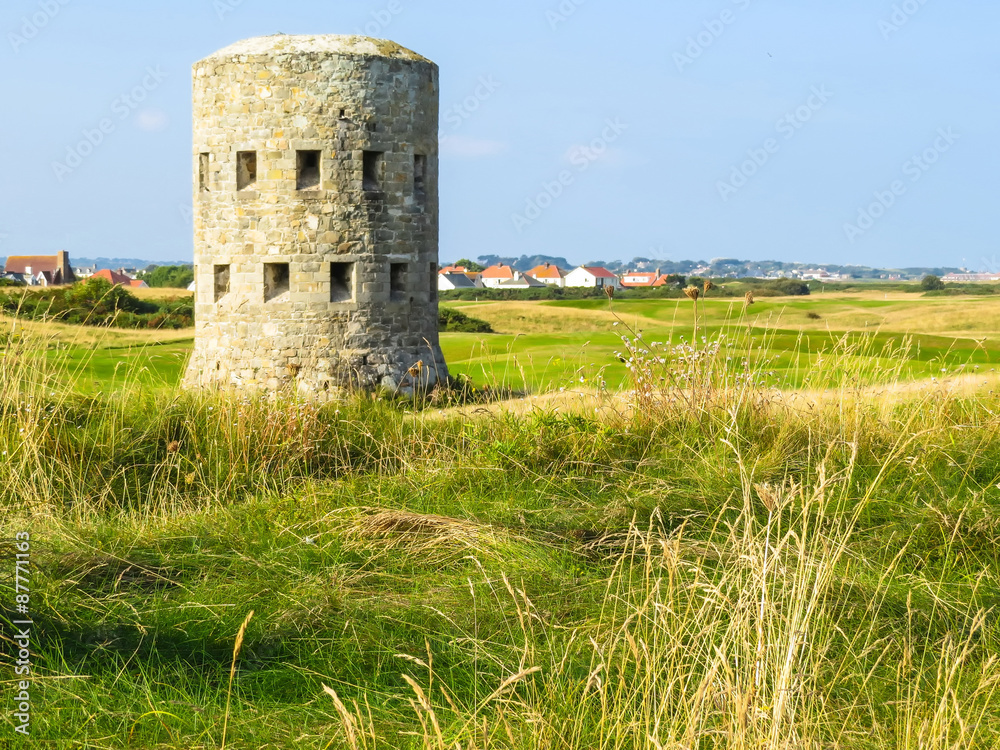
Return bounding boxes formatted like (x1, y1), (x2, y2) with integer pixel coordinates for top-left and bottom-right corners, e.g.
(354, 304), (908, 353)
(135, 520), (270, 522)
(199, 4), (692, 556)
(528, 264), (564, 280)
(5, 255), (60, 274)
(439, 265), (469, 275)
(498, 274), (545, 288)
(481, 264), (515, 279)
(581, 266), (618, 278)
(129, 279), (149, 289)
(440, 273), (476, 289)
(92, 268), (132, 286)
(620, 272), (658, 287)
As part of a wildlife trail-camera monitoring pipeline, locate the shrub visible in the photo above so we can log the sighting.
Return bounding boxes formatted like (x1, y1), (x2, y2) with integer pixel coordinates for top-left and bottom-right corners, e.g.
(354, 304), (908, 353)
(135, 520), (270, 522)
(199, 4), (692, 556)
(921, 274), (945, 291)
(0, 277), (194, 329)
(438, 307), (493, 333)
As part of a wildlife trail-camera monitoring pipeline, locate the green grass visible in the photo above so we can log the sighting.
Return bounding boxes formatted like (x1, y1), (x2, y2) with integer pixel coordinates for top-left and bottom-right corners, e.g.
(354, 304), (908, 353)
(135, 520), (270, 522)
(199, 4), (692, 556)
(4, 296), (1000, 747)
(437, 294), (1000, 392)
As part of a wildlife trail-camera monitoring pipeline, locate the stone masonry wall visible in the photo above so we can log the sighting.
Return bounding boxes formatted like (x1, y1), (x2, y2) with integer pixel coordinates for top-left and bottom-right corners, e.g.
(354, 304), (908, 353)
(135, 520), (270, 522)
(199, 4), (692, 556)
(183, 35), (447, 399)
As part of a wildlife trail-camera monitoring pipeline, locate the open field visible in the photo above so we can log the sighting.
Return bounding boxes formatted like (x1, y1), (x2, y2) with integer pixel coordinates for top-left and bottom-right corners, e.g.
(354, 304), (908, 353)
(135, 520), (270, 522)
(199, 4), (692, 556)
(6, 292), (1000, 396)
(441, 294), (1000, 392)
(2, 293), (1000, 747)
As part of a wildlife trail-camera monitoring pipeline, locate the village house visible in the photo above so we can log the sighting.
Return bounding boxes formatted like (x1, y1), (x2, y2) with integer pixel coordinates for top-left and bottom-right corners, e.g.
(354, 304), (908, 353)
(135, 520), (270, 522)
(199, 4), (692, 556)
(3, 251), (76, 286)
(497, 274), (546, 289)
(480, 263), (518, 288)
(620, 269), (672, 288)
(437, 272), (478, 291)
(564, 266), (621, 290)
(90, 268), (149, 288)
(527, 263), (566, 288)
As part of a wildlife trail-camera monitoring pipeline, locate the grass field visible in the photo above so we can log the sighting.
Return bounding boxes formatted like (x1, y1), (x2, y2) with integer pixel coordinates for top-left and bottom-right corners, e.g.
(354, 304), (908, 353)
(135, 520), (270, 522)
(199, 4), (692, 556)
(2, 292), (1000, 748)
(13, 291), (1000, 396)
(441, 294), (1000, 392)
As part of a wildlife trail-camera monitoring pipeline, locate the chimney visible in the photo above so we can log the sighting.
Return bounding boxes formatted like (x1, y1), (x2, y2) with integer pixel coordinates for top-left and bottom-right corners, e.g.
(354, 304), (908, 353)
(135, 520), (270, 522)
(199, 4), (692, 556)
(656, 268), (661, 277)
(25, 266), (32, 276)
(57, 250), (73, 284)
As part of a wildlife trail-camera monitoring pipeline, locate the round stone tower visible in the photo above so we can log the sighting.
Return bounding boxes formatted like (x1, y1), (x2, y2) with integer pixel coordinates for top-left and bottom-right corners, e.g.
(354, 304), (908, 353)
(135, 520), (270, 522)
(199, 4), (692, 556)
(184, 34), (447, 398)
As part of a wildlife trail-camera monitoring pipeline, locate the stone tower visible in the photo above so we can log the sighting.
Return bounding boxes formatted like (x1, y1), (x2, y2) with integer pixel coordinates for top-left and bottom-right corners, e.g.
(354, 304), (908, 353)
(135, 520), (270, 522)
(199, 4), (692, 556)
(184, 35), (447, 398)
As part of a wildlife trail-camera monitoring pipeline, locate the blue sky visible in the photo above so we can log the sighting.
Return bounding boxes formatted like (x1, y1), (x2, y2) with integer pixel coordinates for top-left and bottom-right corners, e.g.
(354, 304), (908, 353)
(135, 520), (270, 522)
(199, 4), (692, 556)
(1, 0), (997, 269)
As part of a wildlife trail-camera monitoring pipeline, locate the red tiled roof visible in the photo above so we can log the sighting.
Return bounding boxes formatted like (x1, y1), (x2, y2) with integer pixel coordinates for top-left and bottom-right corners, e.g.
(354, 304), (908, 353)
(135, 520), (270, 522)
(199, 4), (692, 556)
(481, 264), (515, 279)
(528, 264), (564, 280)
(4, 255), (59, 274)
(92, 269), (132, 286)
(583, 266), (618, 278)
(620, 272), (658, 287)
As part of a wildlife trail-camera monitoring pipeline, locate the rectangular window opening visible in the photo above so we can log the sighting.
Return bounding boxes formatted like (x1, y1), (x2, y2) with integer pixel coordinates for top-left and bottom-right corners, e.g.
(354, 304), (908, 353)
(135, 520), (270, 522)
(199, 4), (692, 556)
(213, 264), (230, 302)
(429, 262), (438, 301)
(363, 151), (383, 192)
(330, 262), (353, 302)
(414, 154), (427, 202)
(264, 262), (290, 302)
(390, 262), (408, 301)
(237, 151), (257, 191)
(297, 150), (321, 190)
(199, 153), (210, 192)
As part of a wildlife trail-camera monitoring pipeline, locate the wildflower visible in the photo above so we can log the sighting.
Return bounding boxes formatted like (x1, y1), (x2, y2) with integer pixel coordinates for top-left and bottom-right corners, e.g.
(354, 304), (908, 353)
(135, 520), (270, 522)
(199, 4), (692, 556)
(684, 286), (700, 301)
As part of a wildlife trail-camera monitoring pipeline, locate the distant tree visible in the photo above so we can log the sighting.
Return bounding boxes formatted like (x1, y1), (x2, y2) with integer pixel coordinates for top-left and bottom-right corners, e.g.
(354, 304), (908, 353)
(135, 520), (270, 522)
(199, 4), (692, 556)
(767, 279), (811, 296)
(662, 274), (686, 288)
(921, 274), (945, 291)
(452, 258), (485, 272)
(138, 265), (195, 288)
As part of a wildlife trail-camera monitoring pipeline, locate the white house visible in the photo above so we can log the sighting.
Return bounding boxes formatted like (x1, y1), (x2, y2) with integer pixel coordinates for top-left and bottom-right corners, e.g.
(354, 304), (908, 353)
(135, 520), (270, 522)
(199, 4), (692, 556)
(565, 266), (621, 289)
(527, 263), (566, 288)
(438, 273), (478, 291)
(480, 263), (517, 288)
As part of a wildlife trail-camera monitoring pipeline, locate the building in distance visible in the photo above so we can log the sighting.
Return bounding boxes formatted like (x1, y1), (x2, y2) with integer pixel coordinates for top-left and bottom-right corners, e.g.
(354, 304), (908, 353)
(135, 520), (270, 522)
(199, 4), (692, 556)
(4, 251), (76, 286)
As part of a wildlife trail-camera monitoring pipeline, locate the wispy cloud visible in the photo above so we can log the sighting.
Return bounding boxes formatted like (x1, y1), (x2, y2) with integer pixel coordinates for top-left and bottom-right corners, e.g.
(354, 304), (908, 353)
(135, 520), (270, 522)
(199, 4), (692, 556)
(135, 108), (169, 132)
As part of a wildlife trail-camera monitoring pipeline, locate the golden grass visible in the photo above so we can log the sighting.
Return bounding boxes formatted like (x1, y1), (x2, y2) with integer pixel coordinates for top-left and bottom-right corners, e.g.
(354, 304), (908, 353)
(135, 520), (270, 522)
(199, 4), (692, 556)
(754, 295), (1000, 337)
(453, 301), (625, 335)
(454, 293), (1000, 341)
(130, 287), (193, 301)
(0, 313), (192, 348)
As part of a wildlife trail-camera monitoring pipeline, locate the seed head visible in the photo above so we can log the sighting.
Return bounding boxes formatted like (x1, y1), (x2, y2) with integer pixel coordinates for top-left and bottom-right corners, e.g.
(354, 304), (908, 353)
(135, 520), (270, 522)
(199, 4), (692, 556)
(684, 286), (700, 302)
(703, 280), (715, 295)
(166, 440), (181, 453)
(744, 291), (755, 307)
